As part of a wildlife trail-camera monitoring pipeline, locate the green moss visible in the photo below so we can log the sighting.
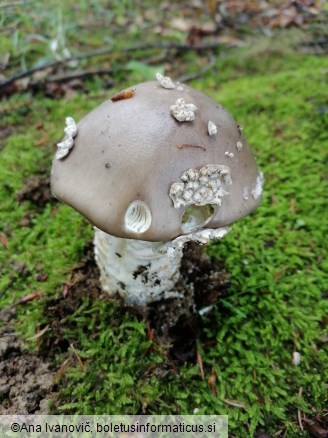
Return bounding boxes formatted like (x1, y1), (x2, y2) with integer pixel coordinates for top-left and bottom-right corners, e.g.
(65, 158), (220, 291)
(1, 30), (327, 437)
(55, 299), (165, 414)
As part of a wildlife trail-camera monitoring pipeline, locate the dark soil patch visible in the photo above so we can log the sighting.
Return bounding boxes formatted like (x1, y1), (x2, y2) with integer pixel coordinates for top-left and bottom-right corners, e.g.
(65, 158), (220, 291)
(147, 243), (230, 360)
(41, 241), (230, 364)
(17, 173), (53, 209)
(0, 307), (55, 414)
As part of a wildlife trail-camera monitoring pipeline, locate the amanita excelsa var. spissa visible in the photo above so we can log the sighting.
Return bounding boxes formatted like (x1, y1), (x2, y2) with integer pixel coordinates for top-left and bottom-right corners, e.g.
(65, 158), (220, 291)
(51, 73), (262, 307)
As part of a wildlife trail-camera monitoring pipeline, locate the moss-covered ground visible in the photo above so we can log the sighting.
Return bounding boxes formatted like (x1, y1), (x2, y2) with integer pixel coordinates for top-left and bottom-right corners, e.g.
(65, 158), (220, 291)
(1, 2), (327, 436)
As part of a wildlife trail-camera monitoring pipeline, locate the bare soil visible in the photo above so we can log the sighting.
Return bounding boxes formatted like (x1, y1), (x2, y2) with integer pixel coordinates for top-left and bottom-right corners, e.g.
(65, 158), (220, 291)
(17, 172), (53, 209)
(0, 307), (55, 414)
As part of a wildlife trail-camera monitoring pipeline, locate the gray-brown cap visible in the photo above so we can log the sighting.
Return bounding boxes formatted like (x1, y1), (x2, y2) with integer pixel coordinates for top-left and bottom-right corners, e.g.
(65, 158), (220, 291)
(51, 80), (262, 242)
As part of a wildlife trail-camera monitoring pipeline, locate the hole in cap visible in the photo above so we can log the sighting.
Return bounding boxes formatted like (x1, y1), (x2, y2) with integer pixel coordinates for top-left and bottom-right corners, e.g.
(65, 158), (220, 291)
(125, 201), (152, 233)
(181, 204), (216, 233)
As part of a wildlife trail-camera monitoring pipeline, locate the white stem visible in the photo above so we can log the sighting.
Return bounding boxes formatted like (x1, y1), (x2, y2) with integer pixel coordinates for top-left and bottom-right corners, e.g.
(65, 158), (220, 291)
(94, 228), (183, 306)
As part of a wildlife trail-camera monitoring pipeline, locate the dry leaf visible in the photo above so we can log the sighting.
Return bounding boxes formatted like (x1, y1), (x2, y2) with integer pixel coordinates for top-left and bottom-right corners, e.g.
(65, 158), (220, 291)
(196, 348), (205, 380)
(63, 283), (70, 298)
(14, 292), (42, 306)
(223, 398), (246, 408)
(208, 367), (217, 396)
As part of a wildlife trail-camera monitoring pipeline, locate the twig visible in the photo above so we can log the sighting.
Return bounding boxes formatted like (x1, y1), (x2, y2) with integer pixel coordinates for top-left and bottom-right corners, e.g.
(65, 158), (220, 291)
(0, 61), (59, 89)
(177, 55), (217, 83)
(223, 399), (246, 408)
(41, 68), (114, 84)
(70, 343), (86, 372)
(13, 292), (42, 306)
(297, 387), (304, 431)
(27, 325), (49, 341)
(196, 347), (205, 380)
(145, 327), (155, 355)
(71, 41), (221, 61)
(51, 358), (71, 389)
(0, 41), (220, 90)
(208, 366), (217, 396)
(144, 50), (170, 66)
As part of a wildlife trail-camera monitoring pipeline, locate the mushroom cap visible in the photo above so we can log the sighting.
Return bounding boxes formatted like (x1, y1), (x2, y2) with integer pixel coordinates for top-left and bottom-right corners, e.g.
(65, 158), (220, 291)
(51, 81), (262, 242)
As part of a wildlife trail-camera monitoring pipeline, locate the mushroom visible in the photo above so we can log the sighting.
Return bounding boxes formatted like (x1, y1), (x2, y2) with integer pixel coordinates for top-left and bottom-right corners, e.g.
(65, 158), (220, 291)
(51, 75), (262, 307)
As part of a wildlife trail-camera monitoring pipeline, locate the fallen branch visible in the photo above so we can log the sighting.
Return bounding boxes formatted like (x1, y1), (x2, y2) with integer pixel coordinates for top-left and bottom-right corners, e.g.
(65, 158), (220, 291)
(0, 41), (220, 91)
(38, 68), (114, 84)
(0, 60), (59, 90)
(73, 41), (221, 59)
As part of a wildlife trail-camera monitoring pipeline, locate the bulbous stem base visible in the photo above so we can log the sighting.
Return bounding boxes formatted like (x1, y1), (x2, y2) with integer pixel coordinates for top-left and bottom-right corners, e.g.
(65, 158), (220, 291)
(94, 228), (184, 307)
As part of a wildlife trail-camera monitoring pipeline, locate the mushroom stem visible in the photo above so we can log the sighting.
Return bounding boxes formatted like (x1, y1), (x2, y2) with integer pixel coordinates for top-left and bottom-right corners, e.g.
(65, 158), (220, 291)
(94, 228), (184, 307)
